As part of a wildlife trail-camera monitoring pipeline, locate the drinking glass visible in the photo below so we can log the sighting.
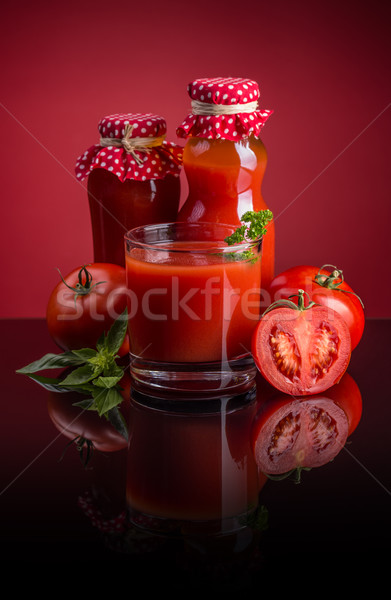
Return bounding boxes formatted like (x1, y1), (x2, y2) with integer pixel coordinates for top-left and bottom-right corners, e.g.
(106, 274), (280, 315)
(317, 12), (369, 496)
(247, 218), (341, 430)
(124, 222), (263, 398)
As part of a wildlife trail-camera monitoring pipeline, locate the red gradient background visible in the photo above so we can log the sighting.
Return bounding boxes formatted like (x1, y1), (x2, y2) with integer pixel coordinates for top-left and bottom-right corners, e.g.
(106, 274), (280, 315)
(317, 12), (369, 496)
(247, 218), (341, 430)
(1, 0), (390, 318)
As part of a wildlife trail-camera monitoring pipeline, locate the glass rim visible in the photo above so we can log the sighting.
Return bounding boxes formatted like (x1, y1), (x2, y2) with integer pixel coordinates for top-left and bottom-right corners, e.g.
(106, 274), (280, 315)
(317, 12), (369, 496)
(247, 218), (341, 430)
(124, 221), (262, 254)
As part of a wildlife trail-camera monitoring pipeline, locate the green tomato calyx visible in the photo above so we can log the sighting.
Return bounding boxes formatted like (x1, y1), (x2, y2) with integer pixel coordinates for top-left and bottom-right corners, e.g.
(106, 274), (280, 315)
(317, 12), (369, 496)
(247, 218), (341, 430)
(314, 264), (364, 309)
(57, 265), (107, 303)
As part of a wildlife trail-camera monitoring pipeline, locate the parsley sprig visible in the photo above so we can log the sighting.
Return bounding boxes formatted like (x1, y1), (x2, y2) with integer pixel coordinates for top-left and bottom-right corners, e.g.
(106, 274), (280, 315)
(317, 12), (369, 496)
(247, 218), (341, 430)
(16, 308), (129, 441)
(223, 209), (273, 262)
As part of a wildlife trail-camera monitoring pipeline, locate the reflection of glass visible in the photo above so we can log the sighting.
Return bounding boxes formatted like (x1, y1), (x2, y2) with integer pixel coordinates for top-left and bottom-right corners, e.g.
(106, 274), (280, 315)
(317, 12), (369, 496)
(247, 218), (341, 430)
(124, 222), (263, 398)
(252, 373), (363, 478)
(126, 389), (265, 536)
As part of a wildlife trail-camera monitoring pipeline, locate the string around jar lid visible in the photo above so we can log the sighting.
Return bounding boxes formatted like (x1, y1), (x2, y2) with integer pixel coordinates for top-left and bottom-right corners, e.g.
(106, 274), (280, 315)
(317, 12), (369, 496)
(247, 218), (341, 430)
(191, 99), (259, 116)
(99, 123), (166, 166)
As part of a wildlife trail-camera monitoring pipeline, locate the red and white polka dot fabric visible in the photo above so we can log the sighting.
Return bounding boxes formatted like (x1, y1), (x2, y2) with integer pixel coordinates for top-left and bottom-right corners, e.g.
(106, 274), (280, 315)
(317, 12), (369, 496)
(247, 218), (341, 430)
(177, 77), (273, 141)
(75, 113), (183, 183)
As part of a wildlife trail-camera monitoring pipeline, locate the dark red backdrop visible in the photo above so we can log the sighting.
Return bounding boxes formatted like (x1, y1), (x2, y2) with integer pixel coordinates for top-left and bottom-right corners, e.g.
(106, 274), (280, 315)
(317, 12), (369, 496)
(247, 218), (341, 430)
(1, 0), (390, 317)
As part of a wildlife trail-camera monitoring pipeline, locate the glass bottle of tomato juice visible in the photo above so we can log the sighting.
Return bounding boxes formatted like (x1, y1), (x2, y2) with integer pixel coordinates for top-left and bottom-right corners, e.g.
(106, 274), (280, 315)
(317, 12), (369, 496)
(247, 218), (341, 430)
(75, 113), (183, 267)
(176, 77), (275, 291)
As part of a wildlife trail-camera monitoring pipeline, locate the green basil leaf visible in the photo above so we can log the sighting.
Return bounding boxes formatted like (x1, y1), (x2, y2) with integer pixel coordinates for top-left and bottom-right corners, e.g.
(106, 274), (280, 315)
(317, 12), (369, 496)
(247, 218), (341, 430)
(21, 373), (98, 394)
(22, 373), (73, 393)
(72, 398), (95, 410)
(93, 375), (123, 389)
(92, 387), (124, 417)
(106, 406), (128, 440)
(96, 331), (106, 351)
(16, 352), (86, 374)
(60, 363), (100, 387)
(71, 348), (98, 361)
(105, 308), (128, 354)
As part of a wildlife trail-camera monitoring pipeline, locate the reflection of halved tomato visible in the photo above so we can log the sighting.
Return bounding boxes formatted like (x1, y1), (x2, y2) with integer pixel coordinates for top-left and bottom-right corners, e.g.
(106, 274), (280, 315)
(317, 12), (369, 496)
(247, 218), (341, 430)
(252, 291), (351, 396)
(47, 372), (130, 454)
(251, 372), (362, 475)
(323, 372), (362, 436)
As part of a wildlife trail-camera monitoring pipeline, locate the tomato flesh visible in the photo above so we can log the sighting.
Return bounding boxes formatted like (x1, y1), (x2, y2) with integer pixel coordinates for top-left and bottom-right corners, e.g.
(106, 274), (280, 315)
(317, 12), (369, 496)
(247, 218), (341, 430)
(252, 305), (351, 396)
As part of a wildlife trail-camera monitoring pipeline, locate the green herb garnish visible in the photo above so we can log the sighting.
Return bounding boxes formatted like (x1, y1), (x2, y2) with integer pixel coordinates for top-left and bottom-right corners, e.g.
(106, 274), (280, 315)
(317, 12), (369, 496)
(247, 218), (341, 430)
(16, 308), (129, 441)
(225, 209), (273, 245)
(223, 209), (273, 262)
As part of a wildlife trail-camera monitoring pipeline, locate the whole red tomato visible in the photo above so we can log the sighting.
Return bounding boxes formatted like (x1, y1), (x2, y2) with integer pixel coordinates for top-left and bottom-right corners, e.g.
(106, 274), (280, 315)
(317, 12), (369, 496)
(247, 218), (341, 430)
(46, 263), (129, 356)
(252, 289), (351, 396)
(268, 264), (364, 350)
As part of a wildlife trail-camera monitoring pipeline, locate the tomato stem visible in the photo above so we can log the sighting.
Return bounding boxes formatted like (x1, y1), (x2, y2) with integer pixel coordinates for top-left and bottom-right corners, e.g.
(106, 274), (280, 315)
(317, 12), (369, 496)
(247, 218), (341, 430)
(314, 264), (364, 309)
(266, 466), (312, 484)
(263, 289), (318, 317)
(294, 289), (314, 310)
(57, 265), (107, 306)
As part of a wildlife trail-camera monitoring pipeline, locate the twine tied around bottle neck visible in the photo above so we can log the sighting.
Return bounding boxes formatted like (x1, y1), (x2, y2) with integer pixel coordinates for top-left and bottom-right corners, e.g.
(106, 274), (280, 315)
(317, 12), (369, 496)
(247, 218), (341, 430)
(99, 123), (166, 166)
(191, 99), (259, 116)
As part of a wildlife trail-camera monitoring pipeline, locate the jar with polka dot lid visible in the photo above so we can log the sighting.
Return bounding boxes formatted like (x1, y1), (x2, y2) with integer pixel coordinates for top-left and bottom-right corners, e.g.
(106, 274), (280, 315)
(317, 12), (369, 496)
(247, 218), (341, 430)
(75, 113), (183, 267)
(176, 77), (275, 292)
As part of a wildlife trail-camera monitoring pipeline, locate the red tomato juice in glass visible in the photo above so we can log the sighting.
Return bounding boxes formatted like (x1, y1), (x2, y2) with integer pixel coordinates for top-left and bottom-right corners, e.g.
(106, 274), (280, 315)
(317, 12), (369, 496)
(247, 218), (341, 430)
(124, 222), (262, 397)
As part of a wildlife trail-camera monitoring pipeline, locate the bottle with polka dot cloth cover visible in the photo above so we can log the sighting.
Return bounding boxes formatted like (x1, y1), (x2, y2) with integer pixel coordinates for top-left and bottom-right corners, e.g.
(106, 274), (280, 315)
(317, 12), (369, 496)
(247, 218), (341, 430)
(75, 113), (183, 267)
(176, 77), (275, 291)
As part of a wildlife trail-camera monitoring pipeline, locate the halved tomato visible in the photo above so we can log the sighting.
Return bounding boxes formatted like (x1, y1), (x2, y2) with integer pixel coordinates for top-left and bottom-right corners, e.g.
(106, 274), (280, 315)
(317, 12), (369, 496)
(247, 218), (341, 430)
(251, 290), (351, 396)
(251, 372), (362, 475)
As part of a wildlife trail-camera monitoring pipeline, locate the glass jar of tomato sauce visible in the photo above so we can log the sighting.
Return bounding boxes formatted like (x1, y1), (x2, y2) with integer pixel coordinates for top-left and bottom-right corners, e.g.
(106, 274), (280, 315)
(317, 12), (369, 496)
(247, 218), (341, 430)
(176, 77), (275, 291)
(75, 113), (183, 267)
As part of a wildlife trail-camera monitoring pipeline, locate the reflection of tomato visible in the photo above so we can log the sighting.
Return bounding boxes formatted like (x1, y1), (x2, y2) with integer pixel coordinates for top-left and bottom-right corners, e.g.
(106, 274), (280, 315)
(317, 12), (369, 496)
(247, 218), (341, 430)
(252, 293), (351, 396)
(46, 263), (129, 356)
(268, 265), (365, 350)
(47, 372), (130, 453)
(323, 372), (362, 436)
(252, 372), (362, 474)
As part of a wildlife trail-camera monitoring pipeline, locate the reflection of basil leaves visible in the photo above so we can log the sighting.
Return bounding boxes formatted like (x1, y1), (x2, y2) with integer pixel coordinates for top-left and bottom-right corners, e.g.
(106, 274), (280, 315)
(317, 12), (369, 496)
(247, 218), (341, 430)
(224, 249), (258, 263)
(16, 308), (129, 439)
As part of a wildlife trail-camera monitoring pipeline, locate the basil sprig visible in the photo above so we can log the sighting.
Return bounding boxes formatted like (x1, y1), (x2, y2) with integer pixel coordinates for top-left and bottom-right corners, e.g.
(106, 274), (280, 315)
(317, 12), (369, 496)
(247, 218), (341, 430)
(16, 308), (129, 440)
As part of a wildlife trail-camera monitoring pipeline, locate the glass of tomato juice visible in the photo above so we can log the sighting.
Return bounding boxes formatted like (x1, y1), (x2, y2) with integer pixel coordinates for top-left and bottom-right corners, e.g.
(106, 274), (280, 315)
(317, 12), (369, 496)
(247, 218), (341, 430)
(124, 222), (263, 398)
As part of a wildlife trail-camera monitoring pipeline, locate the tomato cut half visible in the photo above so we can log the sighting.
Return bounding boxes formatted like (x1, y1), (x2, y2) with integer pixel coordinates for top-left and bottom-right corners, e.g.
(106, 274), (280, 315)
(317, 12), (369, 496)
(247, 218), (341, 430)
(252, 292), (351, 396)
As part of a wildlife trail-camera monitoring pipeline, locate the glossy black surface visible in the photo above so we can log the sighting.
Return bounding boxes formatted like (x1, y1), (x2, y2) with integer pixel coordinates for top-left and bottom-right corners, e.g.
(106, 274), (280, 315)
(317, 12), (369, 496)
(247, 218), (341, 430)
(1, 319), (390, 588)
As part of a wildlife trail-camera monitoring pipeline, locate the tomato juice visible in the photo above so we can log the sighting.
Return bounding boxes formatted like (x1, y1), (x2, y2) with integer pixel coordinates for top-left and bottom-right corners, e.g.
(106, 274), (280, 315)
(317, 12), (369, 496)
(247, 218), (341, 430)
(88, 169), (180, 267)
(125, 243), (261, 363)
(124, 222), (263, 397)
